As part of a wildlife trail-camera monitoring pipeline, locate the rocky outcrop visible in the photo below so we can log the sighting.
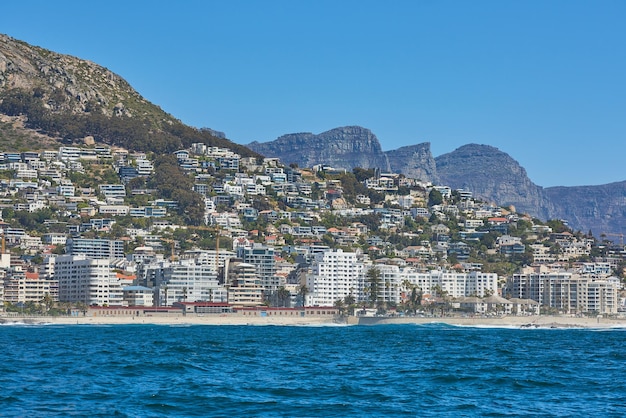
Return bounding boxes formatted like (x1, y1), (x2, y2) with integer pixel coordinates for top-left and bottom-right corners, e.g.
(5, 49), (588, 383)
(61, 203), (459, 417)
(0, 33), (149, 117)
(246, 126), (625, 235)
(435, 144), (555, 219)
(247, 126), (391, 171)
(385, 143), (439, 184)
(0, 33), (246, 155)
(545, 181), (626, 236)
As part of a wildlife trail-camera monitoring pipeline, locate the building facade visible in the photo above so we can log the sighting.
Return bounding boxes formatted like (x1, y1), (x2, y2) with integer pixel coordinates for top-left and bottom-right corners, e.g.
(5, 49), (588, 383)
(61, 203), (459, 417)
(306, 249), (364, 306)
(66, 238), (125, 259)
(54, 255), (123, 306)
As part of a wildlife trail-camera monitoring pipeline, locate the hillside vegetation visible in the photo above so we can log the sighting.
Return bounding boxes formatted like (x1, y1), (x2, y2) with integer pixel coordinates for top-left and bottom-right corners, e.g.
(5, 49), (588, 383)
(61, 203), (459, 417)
(0, 34), (259, 157)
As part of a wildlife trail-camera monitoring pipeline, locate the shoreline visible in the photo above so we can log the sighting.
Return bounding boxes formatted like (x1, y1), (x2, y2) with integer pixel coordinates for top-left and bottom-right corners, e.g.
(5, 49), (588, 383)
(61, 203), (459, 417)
(349, 315), (626, 329)
(2, 313), (626, 328)
(0, 313), (342, 327)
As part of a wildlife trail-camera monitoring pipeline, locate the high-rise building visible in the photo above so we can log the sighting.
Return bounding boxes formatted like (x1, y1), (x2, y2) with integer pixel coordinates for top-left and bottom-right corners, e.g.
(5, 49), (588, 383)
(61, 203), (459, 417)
(506, 271), (619, 315)
(238, 244), (280, 293)
(66, 238), (125, 259)
(54, 255), (123, 306)
(159, 259), (226, 306)
(227, 261), (263, 307)
(306, 249), (364, 306)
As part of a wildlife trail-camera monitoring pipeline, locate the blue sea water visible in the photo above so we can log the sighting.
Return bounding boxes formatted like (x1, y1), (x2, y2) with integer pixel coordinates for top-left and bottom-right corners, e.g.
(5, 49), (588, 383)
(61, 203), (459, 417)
(1, 323), (625, 417)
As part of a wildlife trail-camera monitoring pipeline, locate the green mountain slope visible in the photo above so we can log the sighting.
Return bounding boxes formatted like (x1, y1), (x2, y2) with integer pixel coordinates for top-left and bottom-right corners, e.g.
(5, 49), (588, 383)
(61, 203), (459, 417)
(0, 33), (258, 157)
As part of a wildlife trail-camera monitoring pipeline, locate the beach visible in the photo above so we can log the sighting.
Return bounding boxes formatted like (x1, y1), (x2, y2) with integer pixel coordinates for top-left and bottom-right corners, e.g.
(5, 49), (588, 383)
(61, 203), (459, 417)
(3, 313), (626, 328)
(349, 314), (626, 328)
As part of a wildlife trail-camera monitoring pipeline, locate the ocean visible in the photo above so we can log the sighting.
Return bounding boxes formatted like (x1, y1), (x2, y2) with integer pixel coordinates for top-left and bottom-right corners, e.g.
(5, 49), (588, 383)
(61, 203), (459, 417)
(1, 323), (625, 417)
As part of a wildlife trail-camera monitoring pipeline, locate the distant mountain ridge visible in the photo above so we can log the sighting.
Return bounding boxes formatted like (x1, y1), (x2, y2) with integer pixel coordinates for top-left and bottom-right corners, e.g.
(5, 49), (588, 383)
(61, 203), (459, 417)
(248, 126), (391, 172)
(247, 127), (625, 237)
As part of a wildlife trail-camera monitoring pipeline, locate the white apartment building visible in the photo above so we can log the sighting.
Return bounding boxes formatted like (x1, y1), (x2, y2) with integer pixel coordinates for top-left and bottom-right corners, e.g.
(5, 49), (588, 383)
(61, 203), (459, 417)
(506, 271), (620, 315)
(179, 249), (236, 275)
(159, 259), (227, 306)
(54, 255), (123, 306)
(238, 244), (281, 293)
(395, 268), (497, 299)
(306, 249), (364, 306)
(122, 286), (154, 307)
(2, 268), (58, 304)
(307, 251), (499, 306)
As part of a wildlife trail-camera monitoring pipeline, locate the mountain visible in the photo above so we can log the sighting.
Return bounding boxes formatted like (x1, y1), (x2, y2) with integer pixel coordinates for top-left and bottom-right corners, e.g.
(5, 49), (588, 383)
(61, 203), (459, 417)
(384, 143), (439, 184)
(545, 181), (626, 236)
(247, 126), (391, 172)
(434, 144), (555, 220)
(1, 34), (623, 237)
(0, 33), (258, 157)
(250, 128), (624, 236)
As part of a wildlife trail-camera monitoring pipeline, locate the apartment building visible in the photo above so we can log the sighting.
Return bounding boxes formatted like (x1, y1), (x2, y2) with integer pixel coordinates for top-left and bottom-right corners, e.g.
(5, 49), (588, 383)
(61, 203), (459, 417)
(66, 238), (125, 259)
(306, 249), (364, 306)
(506, 270), (619, 314)
(54, 255), (123, 306)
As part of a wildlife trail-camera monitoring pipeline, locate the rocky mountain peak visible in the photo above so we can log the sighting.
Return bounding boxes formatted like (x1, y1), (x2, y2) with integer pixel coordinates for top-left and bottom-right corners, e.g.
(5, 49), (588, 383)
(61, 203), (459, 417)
(248, 126), (391, 171)
(435, 144), (554, 219)
(384, 142), (439, 184)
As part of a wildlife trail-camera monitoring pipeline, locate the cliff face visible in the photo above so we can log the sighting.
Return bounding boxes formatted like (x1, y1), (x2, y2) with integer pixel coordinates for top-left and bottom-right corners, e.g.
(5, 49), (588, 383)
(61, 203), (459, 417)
(545, 181), (626, 236)
(247, 126), (391, 171)
(385, 143), (439, 184)
(245, 127), (626, 235)
(435, 144), (555, 219)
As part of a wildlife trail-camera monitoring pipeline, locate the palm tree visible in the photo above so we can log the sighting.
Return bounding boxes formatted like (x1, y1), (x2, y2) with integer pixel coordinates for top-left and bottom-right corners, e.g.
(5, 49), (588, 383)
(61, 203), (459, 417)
(297, 284), (308, 307)
(431, 285), (450, 316)
(41, 293), (54, 313)
(366, 266), (382, 306)
(75, 301), (88, 316)
(276, 286), (292, 307)
(334, 298), (346, 315)
(162, 285), (169, 307)
(344, 293), (356, 315)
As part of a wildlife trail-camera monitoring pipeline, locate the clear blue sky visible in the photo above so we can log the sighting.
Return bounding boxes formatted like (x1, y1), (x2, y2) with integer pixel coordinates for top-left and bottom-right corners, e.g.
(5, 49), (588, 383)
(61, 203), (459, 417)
(1, 0), (625, 187)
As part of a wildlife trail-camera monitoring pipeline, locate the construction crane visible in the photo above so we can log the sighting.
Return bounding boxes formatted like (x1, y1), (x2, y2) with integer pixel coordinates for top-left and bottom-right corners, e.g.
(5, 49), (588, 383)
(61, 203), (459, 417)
(160, 238), (177, 261)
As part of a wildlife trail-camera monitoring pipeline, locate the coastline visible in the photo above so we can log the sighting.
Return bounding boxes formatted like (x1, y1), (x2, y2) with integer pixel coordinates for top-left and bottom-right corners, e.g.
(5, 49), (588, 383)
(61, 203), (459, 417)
(0, 313), (342, 327)
(3, 313), (626, 328)
(349, 314), (626, 329)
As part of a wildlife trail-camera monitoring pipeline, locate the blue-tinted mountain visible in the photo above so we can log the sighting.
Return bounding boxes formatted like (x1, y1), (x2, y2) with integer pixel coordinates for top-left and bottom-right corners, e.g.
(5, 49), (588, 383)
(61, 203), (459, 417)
(248, 126), (392, 172)
(251, 129), (624, 236)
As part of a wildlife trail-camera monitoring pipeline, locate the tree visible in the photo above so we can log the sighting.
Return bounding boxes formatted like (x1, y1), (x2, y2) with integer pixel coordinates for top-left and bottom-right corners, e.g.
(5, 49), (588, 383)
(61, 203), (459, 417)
(401, 280), (422, 315)
(353, 167), (375, 182)
(297, 284), (308, 307)
(334, 298), (346, 315)
(366, 266), (382, 306)
(274, 286), (292, 307)
(428, 188), (443, 207)
(41, 293), (54, 313)
(344, 293), (356, 315)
